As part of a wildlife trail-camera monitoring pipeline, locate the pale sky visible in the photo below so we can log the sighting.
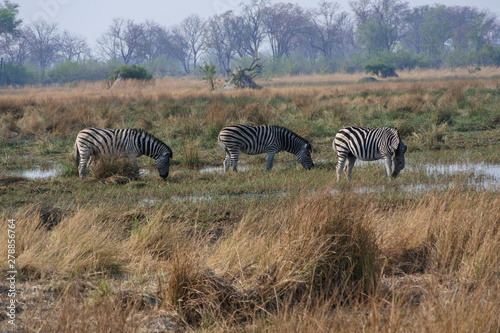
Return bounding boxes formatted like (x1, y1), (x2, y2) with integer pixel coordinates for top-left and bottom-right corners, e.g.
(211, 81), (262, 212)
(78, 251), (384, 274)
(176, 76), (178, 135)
(14, 0), (500, 49)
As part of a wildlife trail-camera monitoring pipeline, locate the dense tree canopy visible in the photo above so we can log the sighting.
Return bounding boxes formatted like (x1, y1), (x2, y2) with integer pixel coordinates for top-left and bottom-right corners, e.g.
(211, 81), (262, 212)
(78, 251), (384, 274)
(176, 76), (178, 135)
(0, 0), (21, 35)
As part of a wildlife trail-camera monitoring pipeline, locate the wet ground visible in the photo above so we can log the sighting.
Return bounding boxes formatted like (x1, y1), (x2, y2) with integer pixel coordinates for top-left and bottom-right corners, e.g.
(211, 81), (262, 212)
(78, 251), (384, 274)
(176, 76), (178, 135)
(10, 160), (498, 206)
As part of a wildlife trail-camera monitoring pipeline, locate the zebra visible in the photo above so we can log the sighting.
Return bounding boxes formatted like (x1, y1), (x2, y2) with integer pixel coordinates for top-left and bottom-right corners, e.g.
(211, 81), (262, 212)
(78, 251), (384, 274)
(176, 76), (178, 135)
(74, 128), (173, 179)
(218, 124), (314, 172)
(333, 126), (407, 180)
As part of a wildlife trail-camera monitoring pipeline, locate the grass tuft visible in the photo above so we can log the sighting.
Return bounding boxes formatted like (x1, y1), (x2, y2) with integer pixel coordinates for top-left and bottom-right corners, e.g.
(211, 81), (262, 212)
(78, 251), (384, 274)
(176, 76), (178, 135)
(90, 157), (140, 181)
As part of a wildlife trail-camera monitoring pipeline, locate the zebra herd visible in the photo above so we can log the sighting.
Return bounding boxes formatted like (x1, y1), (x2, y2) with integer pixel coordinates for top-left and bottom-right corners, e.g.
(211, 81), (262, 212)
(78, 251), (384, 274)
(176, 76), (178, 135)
(73, 125), (406, 180)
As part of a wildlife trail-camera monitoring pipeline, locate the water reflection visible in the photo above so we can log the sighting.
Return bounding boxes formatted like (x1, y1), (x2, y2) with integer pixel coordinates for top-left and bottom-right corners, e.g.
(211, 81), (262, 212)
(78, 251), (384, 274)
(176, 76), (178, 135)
(200, 165), (250, 173)
(11, 167), (60, 179)
(8, 161), (499, 192)
(414, 162), (499, 190)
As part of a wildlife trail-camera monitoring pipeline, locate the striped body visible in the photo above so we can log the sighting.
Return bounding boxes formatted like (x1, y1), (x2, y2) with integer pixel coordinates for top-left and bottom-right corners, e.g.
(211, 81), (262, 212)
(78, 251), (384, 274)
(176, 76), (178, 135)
(333, 126), (406, 180)
(74, 128), (172, 179)
(218, 125), (314, 172)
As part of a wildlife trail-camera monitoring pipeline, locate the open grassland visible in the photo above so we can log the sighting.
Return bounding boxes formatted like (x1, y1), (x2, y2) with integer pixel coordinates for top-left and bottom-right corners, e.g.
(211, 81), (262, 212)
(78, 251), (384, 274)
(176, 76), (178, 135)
(1, 69), (499, 332)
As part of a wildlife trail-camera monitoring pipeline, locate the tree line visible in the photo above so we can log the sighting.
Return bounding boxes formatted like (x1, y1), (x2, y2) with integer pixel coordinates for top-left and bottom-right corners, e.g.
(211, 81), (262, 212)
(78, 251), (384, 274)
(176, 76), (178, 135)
(1, 0), (500, 85)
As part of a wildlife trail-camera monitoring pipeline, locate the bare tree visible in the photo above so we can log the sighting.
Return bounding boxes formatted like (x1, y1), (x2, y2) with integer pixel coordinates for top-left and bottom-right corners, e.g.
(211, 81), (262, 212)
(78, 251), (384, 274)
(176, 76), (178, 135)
(238, 0), (269, 58)
(97, 18), (145, 64)
(165, 26), (191, 74)
(204, 11), (239, 73)
(139, 20), (168, 62)
(180, 14), (206, 71)
(23, 19), (60, 71)
(263, 3), (307, 58)
(58, 31), (90, 62)
(0, 33), (29, 65)
(350, 0), (411, 53)
(306, 1), (353, 59)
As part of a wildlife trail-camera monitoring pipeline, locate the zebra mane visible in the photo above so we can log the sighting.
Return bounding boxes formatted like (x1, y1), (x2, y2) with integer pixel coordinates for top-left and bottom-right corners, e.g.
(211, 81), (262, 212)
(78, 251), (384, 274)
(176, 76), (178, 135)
(386, 127), (401, 151)
(134, 129), (173, 157)
(270, 125), (311, 145)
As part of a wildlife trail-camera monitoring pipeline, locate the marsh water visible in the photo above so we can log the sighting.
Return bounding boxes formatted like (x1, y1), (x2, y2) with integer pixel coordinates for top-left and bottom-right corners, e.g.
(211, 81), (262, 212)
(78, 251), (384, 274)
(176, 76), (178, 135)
(10, 159), (499, 205)
(10, 167), (62, 179)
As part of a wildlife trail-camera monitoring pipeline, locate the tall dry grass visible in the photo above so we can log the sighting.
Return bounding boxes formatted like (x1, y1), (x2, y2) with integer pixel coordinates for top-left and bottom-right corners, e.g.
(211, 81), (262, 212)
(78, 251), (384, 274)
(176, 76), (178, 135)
(164, 191), (379, 327)
(2, 69), (499, 142)
(1, 187), (498, 331)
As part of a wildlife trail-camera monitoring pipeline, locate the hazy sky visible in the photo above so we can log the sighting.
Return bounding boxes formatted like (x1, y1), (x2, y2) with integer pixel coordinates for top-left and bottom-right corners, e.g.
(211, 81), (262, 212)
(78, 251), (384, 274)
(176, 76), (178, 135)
(14, 0), (500, 48)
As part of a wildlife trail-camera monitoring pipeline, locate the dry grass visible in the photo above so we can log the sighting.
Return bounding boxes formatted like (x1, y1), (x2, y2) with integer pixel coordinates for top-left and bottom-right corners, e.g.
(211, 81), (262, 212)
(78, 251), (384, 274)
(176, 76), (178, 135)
(0, 69), (499, 331)
(1, 188), (498, 331)
(89, 157), (140, 182)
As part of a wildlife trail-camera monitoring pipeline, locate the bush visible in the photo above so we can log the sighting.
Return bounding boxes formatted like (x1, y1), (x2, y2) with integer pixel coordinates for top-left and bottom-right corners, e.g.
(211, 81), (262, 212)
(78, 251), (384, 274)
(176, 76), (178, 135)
(48, 61), (111, 83)
(199, 62), (218, 90)
(365, 63), (398, 78)
(109, 65), (153, 81)
(0, 62), (35, 85)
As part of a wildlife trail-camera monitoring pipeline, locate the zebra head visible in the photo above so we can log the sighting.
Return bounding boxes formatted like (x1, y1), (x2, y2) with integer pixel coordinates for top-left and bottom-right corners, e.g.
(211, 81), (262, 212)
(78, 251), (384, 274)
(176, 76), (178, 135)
(391, 140), (407, 177)
(155, 150), (172, 179)
(297, 142), (314, 170)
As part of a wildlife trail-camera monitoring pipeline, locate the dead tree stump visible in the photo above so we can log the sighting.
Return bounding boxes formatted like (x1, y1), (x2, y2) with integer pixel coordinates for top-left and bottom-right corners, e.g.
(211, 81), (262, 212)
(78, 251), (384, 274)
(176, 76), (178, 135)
(221, 58), (263, 91)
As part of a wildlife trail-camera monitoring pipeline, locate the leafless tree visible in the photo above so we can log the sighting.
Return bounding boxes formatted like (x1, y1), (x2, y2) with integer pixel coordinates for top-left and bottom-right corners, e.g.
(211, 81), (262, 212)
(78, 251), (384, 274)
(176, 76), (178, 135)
(306, 1), (354, 59)
(0, 33), (29, 65)
(237, 0), (269, 58)
(164, 15), (206, 75)
(350, 0), (411, 53)
(23, 19), (60, 71)
(204, 12), (239, 73)
(97, 18), (146, 64)
(263, 2), (308, 58)
(165, 26), (190, 74)
(180, 14), (206, 71)
(58, 31), (91, 62)
(222, 57), (263, 90)
(139, 20), (168, 62)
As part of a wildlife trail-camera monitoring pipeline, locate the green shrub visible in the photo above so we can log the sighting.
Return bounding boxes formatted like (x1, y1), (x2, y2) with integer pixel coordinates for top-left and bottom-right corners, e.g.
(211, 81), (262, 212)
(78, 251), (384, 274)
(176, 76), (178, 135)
(365, 63), (398, 78)
(109, 65), (153, 81)
(48, 61), (111, 83)
(199, 62), (218, 90)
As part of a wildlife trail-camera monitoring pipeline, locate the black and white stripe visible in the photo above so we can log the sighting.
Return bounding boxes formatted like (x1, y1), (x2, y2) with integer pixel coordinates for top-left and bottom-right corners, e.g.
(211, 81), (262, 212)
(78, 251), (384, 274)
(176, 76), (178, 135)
(333, 126), (406, 180)
(218, 125), (314, 172)
(74, 128), (173, 179)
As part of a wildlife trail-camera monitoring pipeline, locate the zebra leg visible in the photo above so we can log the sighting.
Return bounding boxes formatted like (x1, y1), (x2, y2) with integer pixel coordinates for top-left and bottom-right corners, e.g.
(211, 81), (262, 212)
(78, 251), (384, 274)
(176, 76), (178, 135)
(129, 155), (139, 174)
(384, 156), (393, 177)
(345, 156), (356, 180)
(335, 155), (347, 181)
(223, 149), (231, 172)
(78, 151), (90, 179)
(265, 152), (276, 171)
(227, 149), (239, 172)
(231, 153), (239, 172)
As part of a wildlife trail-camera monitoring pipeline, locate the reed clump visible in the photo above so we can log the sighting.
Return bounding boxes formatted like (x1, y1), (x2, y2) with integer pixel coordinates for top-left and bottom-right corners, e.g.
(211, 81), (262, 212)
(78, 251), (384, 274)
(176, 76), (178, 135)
(89, 157), (140, 182)
(164, 191), (379, 327)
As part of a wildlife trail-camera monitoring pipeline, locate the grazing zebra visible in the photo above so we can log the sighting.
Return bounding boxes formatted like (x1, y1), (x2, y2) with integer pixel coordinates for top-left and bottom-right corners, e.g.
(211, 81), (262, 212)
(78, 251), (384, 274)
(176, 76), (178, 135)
(333, 126), (407, 180)
(218, 124), (314, 172)
(74, 128), (173, 179)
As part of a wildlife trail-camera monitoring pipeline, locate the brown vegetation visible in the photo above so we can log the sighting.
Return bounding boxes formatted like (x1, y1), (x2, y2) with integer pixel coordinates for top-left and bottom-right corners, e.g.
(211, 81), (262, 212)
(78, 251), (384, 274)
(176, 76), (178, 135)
(1, 189), (498, 331)
(0, 70), (499, 332)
